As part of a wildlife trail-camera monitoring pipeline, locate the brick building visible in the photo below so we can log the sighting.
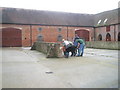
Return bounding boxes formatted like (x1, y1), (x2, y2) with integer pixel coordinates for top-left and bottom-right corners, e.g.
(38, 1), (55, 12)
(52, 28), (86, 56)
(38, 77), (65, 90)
(0, 7), (120, 47)
(94, 8), (120, 41)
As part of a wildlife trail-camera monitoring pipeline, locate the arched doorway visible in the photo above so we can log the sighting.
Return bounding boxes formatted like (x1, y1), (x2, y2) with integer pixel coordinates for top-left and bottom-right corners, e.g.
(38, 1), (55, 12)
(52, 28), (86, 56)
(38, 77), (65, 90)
(98, 34), (102, 41)
(118, 32), (120, 41)
(2, 27), (22, 47)
(106, 33), (111, 41)
(75, 29), (89, 41)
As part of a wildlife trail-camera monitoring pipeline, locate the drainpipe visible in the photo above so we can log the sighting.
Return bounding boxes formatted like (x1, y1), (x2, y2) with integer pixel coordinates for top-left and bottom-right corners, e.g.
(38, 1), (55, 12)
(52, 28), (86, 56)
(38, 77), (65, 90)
(93, 27), (96, 41)
(67, 26), (68, 40)
(114, 25), (116, 41)
(30, 25), (32, 46)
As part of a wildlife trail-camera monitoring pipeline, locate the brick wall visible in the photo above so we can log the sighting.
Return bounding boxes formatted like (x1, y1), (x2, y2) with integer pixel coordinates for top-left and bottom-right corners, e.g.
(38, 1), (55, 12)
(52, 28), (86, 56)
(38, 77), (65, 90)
(31, 26), (68, 43)
(1, 24), (94, 47)
(95, 25), (119, 41)
(1, 24), (31, 46)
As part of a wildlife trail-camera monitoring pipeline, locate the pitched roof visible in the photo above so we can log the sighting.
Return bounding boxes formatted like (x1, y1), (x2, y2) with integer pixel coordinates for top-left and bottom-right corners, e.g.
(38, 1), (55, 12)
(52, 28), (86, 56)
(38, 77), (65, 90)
(1, 7), (119, 27)
(94, 8), (119, 26)
(1, 7), (94, 26)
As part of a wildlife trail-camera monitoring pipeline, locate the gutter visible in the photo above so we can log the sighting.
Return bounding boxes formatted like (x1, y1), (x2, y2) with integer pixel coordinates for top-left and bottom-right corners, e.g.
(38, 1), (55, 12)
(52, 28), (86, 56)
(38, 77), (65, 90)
(1, 22), (119, 28)
(93, 23), (120, 28)
(0, 23), (94, 27)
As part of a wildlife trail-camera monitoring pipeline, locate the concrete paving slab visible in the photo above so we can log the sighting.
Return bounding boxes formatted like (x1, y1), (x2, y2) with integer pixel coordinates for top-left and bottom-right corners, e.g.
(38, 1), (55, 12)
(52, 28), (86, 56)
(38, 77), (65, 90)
(2, 47), (70, 88)
(1, 47), (119, 88)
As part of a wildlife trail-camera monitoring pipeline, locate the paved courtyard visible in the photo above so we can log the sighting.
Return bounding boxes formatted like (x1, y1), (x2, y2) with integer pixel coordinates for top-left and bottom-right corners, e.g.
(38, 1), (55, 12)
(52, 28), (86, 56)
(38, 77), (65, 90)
(1, 47), (119, 88)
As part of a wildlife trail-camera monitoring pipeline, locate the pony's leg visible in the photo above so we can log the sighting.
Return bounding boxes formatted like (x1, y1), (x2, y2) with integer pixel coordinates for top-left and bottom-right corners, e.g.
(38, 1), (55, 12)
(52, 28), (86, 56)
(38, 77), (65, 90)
(65, 52), (69, 58)
(71, 52), (74, 56)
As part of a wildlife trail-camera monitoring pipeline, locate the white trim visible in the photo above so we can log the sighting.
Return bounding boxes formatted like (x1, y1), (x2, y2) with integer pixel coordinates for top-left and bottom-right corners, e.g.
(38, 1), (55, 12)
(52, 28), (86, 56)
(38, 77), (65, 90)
(0, 27), (22, 30)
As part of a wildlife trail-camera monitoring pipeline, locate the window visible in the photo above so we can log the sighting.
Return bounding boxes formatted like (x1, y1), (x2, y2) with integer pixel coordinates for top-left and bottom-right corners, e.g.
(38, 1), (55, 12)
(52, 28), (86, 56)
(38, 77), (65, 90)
(58, 27), (62, 32)
(57, 35), (62, 41)
(97, 20), (101, 26)
(106, 26), (110, 32)
(106, 33), (111, 41)
(98, 34), (102, 41)
(38, 27), (42, 31)
(103, 18), (108, 24)
(37, 35), (44, 41)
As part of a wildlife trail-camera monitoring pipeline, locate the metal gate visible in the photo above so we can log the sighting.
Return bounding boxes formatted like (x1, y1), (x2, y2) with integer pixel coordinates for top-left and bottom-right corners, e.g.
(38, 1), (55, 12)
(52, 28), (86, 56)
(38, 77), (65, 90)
(2, 28), (22, 47)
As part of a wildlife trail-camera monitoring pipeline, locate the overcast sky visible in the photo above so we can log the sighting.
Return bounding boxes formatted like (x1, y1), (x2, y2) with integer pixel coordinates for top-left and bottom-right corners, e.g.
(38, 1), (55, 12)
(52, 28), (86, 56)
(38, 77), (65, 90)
(1, 0), (120, 14)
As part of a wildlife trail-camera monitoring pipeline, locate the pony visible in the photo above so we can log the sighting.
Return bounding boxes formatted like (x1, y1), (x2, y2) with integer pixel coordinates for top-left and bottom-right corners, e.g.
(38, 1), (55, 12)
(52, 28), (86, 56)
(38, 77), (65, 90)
(62, 40), (77, 58)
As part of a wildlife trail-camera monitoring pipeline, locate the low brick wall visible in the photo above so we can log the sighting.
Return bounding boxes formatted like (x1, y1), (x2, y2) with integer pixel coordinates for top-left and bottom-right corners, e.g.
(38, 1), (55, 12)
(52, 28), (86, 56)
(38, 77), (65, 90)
(86, 41), (120, 50)
(31, 42), (63, 58)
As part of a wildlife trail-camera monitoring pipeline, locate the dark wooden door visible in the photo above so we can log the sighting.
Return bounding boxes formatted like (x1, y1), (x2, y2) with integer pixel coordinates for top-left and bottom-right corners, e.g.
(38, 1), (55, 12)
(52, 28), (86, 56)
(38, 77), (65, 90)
(2, 28), (22, 47)
(106, 33), (111, 41)
(118, 32), (120, 41)
(75, 29), (89, 41)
